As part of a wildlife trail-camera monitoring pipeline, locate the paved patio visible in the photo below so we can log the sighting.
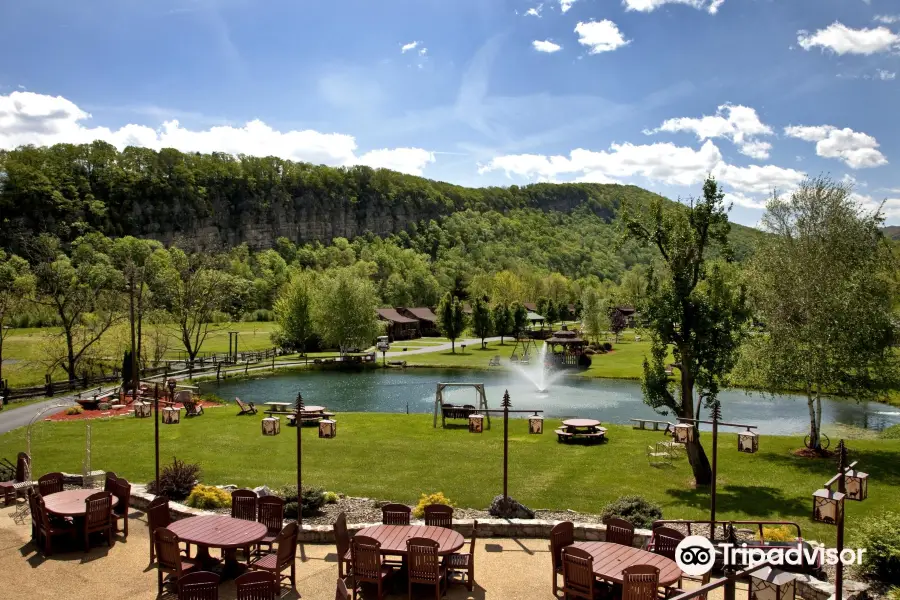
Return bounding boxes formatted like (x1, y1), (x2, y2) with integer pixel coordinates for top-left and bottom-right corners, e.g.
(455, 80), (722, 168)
(1, 503), (724, 599)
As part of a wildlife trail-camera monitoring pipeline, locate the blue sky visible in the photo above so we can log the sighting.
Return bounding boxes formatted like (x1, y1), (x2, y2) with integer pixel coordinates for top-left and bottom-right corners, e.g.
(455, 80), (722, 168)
(1, 0), (899, 225)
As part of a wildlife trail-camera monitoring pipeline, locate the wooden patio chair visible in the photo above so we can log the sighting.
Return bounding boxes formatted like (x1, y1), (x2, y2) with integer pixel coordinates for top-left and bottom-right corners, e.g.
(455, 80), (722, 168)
(561, 546), (604, 600)
(248, 522), (299, 590)
(111, 477), (131, 537)
(665, 571), (710, 599)
(550, 521), (575, 595)
(407, 537), (447, 600)
(381, 503), (411, 525)
(256, 495), (285, 556)
(445, 519), (477, 591)
(1, 452), (32, 506)
(37, 472), (64, 496)
(236, 571), (278, 600)
(34, 493), (76, 555)
(155, 527), (202, 595)
(604, 517), (636, 547)
(649, 527), (684, 561)
(104, 471), (118, 493)
(235, 397), (257, 415)
(423, 504), (453, 528)
(333, 511), (352, 578)
(148, 496), (191, 564)
(84, 490), (115, 551)
(335, 577), (350, 600)
(621, 565), (660, 600)
(177, 391), (204, 417)
(647, 442), (673, 467)
(232, 489), (258, 521)
(350, 535), (393, 600)
(178, 571), (220, 600)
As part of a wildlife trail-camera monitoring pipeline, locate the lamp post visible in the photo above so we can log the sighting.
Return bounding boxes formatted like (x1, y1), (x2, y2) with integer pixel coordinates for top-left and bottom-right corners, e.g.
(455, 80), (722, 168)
(154, 383), (161, 494)
(295, 392), (304, 526)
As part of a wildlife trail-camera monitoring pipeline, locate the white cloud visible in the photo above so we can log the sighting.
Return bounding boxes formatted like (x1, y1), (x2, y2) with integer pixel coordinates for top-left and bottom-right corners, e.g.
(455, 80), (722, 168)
(0, 91), (436, 176)
(645, 103), (774, 159)
(724, 192), (768, 210)
(525, 6), (542, 17)
(797, 22), (900, 55)
(533, 40), (562, 53)
(418, 47), (428, 56)
(877, 69), (896, 80)
(401, 41), (419, 53)
(874, 15), (900, 24)
(559, 0), (578, 13)
(575, 20), (630, 54)
(713, 163), (806, 195)
(851, 192), (900, 220)
(623, 0), (725, 14)
(784, 124), (888, 169)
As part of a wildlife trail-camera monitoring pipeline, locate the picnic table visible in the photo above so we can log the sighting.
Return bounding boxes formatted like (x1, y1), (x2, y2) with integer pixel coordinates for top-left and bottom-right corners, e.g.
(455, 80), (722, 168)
(355, 524), (464, 556)
(555, 418), (608, 444)
(263, 402), (293, 412)
(571, 541), (682, 587)
(168, 515), (267, 579)
(44, 489), (119, 517)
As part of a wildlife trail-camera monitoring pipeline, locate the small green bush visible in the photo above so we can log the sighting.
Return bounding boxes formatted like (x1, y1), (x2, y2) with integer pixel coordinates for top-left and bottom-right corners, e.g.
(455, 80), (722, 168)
(603, 342), (613, 352)
(881, 424), (900, 440)
(65, 406), (84, 415)
(761, 526), (797, 542)
(275, 485), (325, 518)
(324, 491), (339, 504)
(98, 402), (111, 410)
(600, 495), (663, 529)
(887, 587), (900, 600)
(413, 492), (454, 518)
(851, 511), (900, 583)
(185, 485), (232, 509)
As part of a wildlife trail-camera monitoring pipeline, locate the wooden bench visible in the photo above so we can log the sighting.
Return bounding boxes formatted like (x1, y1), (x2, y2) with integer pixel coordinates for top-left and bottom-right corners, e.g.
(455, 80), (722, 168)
(630, 418), (673, 431)
(280, 411), (336, 426)
(554, 428), (607, 444)
(441, 404), (477, 420)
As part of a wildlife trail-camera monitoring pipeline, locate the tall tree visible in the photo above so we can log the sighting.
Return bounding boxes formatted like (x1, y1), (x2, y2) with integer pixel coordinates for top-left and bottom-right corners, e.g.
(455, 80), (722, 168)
(580, 288), (609, 344)
(311, 268), (380, 354)
(437, 292), (467, 353)
(0, 251), (35, 387)
(512, 302), (528, 338)
(272, 271), (316, 355)
(623, 177), (750, 485)
(545, 300), (559, 329)
(536, 297), (549, 319)
(471, 298), (493, 349)
(610, 309), (628, 343)
(740, 177), (899, 451)
(492, 303), (512, 345)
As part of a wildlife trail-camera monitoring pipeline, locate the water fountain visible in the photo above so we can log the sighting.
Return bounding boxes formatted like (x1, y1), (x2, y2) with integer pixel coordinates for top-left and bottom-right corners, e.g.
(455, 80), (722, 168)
(509, 342), (565, 393)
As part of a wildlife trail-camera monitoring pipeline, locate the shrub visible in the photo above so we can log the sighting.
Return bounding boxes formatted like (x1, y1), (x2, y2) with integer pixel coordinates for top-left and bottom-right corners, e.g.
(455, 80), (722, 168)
(98, 402), (111, 410)
(185, 485), (232, 509)
(146, 458), (202, 500)
(65, 406), (84, 415)
(199, 393), (224, 405)
(324, 491), (339, 504)
(275, 485), (326, 518)
(760, 526), (797, 542)
(603, 342), (613, 352)
(881, 424), (900, 439)
(888, 587), (900, 600)
(413, 492), (454, 518)
(600, 495), (663, 529)
(851, 511), (900, 583)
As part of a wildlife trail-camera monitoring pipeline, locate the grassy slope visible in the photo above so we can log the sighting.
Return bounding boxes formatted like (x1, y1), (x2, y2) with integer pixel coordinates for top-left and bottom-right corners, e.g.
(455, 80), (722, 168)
(1, 408), (894, 542)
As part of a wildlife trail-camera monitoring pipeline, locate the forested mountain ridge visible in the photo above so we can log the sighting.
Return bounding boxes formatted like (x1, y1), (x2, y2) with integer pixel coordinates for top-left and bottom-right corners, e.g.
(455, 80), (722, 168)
(0, 142), (760, 263)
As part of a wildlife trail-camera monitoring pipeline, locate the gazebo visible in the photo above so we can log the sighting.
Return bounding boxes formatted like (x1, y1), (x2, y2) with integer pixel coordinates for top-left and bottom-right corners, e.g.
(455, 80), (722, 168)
(545, 328), (588, 368)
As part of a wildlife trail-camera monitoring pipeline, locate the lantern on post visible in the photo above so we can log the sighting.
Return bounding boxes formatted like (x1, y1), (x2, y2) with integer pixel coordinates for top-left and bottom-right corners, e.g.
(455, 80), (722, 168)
(262, 417), (281, 436)
(166, 378), (177, 403)
(162, 407), (180, 425)
(468, 414), (484, 433)
(844, 470), (868, 501)
(529, 413), (544, 435)
(738, 428), (759, 453)
(134, 402), (152, 418)
(812, 488), (844, 524)
(750, 567), (797, 600)
(673, 423), (694, 444)
(319, 419), (336, 438)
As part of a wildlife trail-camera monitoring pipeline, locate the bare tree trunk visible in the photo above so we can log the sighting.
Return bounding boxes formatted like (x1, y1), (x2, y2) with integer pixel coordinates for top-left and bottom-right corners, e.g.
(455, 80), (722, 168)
(806, 384), (819, 449)
(680, 363), (712, 485)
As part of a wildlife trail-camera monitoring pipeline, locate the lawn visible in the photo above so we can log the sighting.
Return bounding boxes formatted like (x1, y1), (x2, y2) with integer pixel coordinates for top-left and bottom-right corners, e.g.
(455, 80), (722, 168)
(1, 406), (895, 543)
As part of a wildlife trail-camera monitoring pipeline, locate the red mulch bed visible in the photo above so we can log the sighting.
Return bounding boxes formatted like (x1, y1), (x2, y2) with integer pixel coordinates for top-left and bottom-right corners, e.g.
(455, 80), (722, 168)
(46, 401), (221, 422)
(792, 447), (837, 458)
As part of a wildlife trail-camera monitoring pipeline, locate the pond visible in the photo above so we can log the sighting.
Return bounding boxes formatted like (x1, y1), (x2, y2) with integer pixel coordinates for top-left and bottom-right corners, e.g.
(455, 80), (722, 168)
(206, 369), (900, 436)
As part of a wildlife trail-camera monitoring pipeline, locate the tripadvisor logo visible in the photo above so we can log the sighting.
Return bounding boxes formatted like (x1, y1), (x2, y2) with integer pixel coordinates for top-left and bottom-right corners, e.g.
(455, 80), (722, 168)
(675, 536), (866, 575)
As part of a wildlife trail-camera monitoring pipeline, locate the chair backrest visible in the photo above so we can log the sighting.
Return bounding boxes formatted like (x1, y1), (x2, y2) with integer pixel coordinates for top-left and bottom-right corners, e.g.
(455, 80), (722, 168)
(235, 397), (249, 410)
(38, 472), (64, 496)
(232, 489), (258, 521)
(333, 512), (350, 558)
(178, 571), (220, 600)
(257, 495), (285, 535)
(275, 522), (299, 569)
(335, 577), (350, 600)
(407, 537), (441, 583)
(381, 503), (410, 525)
(351, 535), (384, 580)
(15, 452), (30, 483)
(651, 526), (685, 560)
(562, 546), (596, 598)
(147, 496), (172, 534)
(604, 517), (636, 547)
(31, 491), (46, 530)
(235, 571), (277, 600)
(154, 527), (184, 572)
(470, 519), (478, 555)
(423, 504), (453, 528)
(114, 478), (131, 514)
(84, 491), (113, 530)
(104, 471), (118, 492)
(622, 564), (661, 600)
(550, 521), (575, 571)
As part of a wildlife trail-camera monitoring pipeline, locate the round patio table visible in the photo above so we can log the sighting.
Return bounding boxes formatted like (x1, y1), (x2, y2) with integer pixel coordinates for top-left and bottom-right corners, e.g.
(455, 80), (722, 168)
(44, 489), (119, 517)
(571, 541), (682, 587)
(562, 419), (601, 429)
(169, 515), (267, 579)
(355, 525), (465, 556)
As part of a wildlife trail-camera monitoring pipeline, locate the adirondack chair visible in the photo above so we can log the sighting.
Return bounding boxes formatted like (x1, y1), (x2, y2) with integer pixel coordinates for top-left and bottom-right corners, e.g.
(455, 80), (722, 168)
(235, 397), (257, 415)
(176, 391), (204, 417)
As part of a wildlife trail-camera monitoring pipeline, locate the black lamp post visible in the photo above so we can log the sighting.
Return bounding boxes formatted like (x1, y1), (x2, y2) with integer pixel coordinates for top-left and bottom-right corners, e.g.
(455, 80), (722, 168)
(154, 383), (161, 494)
(295, 392), (304, 526)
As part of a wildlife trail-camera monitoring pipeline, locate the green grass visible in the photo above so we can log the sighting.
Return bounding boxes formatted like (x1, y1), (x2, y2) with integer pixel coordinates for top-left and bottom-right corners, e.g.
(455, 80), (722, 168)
(3, 407), (896, 542)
